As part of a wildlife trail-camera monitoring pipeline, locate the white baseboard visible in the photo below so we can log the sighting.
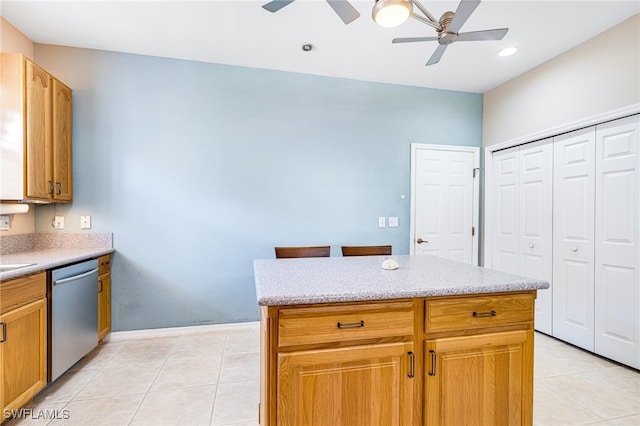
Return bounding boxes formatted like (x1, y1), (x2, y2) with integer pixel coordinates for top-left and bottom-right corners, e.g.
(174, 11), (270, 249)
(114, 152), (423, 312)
(103, 321), (260, 342)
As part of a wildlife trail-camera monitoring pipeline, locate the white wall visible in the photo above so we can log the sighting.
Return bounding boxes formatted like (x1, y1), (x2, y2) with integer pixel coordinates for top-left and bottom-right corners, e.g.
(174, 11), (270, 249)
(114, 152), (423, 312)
(483, 14), (640, 147)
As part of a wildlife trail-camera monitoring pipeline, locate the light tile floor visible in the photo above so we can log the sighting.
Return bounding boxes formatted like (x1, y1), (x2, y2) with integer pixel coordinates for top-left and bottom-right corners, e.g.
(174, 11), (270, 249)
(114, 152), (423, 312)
(9, 324), (640, 426)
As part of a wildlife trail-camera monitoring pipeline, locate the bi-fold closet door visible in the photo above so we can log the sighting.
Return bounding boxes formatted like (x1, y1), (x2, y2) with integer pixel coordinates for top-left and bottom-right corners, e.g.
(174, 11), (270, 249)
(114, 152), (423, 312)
(492, 140), (553, 334)
(553, 114), (639, 368)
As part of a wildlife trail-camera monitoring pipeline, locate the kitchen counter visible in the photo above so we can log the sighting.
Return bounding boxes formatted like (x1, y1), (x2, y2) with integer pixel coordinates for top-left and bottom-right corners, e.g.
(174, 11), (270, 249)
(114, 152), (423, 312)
(0, 247), (115, 280)
(254, 254), (549, 306)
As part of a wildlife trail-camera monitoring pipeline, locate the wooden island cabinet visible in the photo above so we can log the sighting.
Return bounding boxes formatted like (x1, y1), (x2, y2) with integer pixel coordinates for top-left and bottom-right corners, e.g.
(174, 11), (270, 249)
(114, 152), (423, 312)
(255, 255), (546, 426)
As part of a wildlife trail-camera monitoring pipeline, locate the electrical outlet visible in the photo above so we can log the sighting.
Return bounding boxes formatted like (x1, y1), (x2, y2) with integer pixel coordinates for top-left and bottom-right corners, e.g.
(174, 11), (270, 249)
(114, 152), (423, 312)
(389, 217), (399, 227)
(81, 215), (92, 229)
(53, 216), (64, 229)
(0, 216), (9, 231)
(378, 216), (386, 228)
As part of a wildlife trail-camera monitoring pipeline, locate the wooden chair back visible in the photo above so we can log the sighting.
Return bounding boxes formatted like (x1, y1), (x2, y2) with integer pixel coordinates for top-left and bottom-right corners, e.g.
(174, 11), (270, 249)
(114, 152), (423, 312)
(341, 245), (392, 256)
(275, 246), (331, 259)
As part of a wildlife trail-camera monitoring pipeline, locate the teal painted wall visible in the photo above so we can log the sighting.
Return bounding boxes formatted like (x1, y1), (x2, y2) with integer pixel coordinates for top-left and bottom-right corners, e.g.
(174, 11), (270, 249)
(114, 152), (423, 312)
(33, 45), (483, 331)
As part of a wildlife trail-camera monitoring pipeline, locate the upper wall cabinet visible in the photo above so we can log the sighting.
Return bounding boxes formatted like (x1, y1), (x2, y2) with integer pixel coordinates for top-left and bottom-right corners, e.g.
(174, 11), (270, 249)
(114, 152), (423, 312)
(0, 53), (73, 203)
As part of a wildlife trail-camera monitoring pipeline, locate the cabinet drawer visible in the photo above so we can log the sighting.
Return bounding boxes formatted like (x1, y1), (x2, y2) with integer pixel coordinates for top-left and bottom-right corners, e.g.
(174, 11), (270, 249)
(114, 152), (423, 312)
(425, 293), (534, 333)
(0, 271), (46, 313)
(278, 301), (414, 347)
(98, 254), (111, 275)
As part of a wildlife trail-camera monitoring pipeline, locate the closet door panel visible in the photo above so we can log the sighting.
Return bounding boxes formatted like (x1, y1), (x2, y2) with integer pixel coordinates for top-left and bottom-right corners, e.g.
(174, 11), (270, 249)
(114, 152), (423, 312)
(492, 147), (519, 274)
(553, 127), (595, 350)
(595, 115), (639, 368)
(519, 140), (553, 334)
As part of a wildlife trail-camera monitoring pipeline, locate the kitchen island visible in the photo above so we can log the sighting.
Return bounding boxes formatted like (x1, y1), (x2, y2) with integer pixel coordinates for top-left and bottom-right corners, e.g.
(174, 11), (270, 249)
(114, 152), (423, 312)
(254, 255), (549, 426)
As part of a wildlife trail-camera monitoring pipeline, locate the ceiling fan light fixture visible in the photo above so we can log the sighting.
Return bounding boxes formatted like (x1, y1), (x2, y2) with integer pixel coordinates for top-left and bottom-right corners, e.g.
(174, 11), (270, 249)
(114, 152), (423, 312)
(372, 0), (413, 28)
(498, 46), (518, 57)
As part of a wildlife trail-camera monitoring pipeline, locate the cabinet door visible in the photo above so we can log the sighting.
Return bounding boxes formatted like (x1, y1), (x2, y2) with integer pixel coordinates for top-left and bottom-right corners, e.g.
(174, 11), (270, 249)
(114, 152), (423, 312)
(98, 273), (111, 341)
(519, 141), (553, 335)
(424, 330), (533, 426)
(25, 60), (52, 200)
(52, 78), (73, 202)
(553, 127), (596, 350)
(491, 147), (519, 274)
(594, 115), (640, 368)
(0, 299), (47, 416)
(277, 342), (414, 426)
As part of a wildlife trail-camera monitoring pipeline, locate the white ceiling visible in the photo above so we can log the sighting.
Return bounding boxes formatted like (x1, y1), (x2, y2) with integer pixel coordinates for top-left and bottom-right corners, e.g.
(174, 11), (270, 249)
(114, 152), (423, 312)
(1, 0), (638, 93)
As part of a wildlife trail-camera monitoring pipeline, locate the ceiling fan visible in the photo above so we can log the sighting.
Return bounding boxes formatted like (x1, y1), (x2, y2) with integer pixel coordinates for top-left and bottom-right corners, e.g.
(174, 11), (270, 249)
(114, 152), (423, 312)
(261, 0), (360, 25)
(380, 0), (508, 66)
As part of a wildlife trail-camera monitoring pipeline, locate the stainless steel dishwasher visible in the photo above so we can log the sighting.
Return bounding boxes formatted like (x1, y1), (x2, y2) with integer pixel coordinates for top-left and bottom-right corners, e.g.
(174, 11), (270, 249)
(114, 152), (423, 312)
(49, 258), (99, 382)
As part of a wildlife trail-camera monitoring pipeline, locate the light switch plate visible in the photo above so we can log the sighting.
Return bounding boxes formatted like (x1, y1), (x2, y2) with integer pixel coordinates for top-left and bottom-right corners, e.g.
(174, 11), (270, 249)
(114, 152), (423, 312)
(378, 216), (386, 228)
(0, 216), (9, 231)
(389, 217), (399, 227)
(53, 216), (64, 229)
(81, 215), (92, 229)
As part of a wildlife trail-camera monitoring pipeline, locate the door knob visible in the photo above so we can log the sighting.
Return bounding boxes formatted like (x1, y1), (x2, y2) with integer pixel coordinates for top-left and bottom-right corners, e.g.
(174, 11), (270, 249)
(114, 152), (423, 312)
(529, 243), (534, 249)
(571, 247), (578, 252)
(417, 238), (428, 244)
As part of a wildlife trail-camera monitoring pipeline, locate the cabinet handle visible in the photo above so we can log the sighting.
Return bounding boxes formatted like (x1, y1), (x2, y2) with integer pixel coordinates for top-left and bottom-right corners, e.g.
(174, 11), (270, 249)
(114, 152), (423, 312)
(48, 181), (54, 195)
(0, 322), (6, 343)
(429, 349), (436, 376)
(473, 310), (497, 318)
(56, 182), (62, 195)
(98, 279), (103, 293)
(407, 351), (415, 378)
(337, 320), (364, 329)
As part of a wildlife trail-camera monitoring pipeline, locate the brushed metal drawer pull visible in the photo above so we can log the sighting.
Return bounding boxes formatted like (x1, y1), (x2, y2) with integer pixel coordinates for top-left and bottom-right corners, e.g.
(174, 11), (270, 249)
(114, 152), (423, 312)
(429, 349), (436, 376)
(98, 279), (103, 293)
(408, 351), (415, 378)
(473, 310), (497, 318)
(56, 182), (62, 195)
(0, 322), (6, 343)
(337, 320), (364, 329)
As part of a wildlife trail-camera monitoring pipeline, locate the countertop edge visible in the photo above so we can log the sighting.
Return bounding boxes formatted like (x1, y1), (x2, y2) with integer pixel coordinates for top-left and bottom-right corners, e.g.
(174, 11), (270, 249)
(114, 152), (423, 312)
(257, 281), (550, 306)
(0, 248), (115, 280)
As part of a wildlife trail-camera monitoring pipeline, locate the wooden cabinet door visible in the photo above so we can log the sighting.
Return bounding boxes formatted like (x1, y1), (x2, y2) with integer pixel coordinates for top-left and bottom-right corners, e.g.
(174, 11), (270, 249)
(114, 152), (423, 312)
(98, 273), (111, 341)
(277, 342), (415, 426)
(424, 330), (533, 426)
(52, 78), (73, 202)
(25, 60), (52, 200)
(0, 299), (47, 416)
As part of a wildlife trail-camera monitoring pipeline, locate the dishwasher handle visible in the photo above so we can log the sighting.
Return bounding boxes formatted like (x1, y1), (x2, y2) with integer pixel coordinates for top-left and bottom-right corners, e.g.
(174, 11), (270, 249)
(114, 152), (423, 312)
(53, 268), (99, 286)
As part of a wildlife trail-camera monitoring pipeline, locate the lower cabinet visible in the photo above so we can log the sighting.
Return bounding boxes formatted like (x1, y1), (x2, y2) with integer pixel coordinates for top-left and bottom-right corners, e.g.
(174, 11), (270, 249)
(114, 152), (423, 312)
(261, 292), (536, 426)
(278, 342), (414, 426)
(424, 330), (533, 426)
(0, 273), (47, 422)
(97, 254), (111, 341)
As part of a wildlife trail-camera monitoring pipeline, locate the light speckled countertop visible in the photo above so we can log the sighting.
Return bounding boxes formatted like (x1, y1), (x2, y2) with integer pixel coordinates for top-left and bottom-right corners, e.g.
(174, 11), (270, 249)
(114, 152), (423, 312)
(0, 247), (115, 280)
(254, 255), (550, 306)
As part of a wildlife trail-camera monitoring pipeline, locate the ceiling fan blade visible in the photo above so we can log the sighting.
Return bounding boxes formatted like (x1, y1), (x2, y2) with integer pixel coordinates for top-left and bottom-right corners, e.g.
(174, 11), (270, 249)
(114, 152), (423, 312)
(326, 0), (360, 24)
(262, 0), (295, 13)
(392, 36), (440, 44)
(448, 0), (480, 33)
(456, 28), (509, 42)
(426, 44), (448, 66)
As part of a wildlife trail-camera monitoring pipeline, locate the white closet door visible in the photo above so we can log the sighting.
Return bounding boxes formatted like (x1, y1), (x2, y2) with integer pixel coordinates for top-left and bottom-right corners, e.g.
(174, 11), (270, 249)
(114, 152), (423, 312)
(595, 115), (640, 368)
(553, 127), (596, 351)
(492, 147), (519, 274)
(519, 140), (553, 335)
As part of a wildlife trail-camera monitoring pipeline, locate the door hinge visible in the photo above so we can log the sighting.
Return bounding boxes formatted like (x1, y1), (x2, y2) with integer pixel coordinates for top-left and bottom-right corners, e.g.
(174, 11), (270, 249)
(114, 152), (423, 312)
(473, 168), (480, 178)
(472, 226), (476, 236)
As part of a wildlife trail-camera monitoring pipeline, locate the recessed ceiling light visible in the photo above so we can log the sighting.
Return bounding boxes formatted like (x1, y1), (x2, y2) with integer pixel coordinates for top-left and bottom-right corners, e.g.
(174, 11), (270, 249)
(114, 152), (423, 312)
(498, 47), (518, 57)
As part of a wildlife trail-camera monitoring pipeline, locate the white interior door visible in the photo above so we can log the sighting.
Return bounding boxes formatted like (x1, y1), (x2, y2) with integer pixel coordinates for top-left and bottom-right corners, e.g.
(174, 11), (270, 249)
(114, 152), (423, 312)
(594, 115), (640, 368)
(492, 147), (519, 274)
(519, 140), (553, 335)
(411, 144), (479, 264)
(553, 127), (596, 351)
